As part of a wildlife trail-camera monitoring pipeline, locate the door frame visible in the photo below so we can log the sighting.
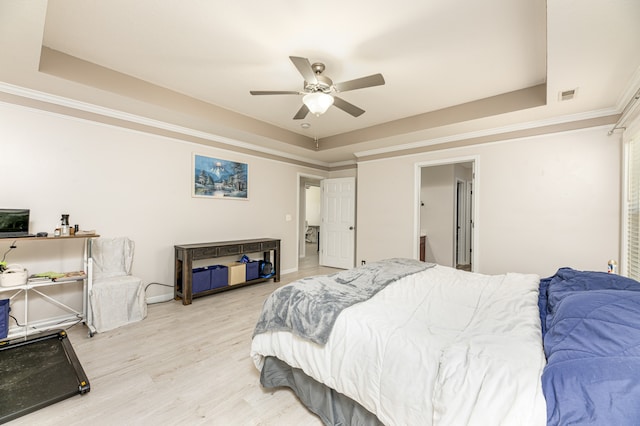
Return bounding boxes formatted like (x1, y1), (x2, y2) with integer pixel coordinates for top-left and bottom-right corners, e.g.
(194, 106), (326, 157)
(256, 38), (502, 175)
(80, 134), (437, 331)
(297, 173), (325, 268)
(455, 178), (466, 266)
(414, 156), (479, 271)
(465, 179), (473, 265)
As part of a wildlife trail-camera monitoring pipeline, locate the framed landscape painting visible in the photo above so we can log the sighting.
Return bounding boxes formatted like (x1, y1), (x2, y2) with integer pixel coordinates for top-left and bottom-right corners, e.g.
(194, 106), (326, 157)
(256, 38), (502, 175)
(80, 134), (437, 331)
(192, 154), (248, 199)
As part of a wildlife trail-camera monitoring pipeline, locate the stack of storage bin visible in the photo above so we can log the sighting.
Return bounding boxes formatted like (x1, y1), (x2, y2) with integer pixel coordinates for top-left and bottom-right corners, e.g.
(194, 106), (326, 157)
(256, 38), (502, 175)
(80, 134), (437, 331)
(192, 265), (229, 294)
(245, 260), (260, 281)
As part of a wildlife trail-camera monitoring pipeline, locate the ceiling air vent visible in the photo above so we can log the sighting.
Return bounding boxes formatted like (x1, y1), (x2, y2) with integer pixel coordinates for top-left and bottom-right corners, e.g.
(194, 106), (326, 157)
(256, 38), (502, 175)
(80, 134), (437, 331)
(559, 88), (577, 101)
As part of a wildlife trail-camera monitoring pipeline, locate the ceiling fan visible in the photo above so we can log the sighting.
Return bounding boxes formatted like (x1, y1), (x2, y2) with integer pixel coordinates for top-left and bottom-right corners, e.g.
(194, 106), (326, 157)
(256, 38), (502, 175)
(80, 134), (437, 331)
(250, 56), (385, 120)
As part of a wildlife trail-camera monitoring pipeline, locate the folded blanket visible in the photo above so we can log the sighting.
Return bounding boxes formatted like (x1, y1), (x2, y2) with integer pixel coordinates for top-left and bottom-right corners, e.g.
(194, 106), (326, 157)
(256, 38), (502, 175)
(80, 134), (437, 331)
(253, 258), (434, 344)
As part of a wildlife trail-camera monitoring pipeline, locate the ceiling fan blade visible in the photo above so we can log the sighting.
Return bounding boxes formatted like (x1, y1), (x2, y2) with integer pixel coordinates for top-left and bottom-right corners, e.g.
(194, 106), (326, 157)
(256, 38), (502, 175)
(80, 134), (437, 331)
(250, 90), (300, 95)
(289, 56), (318, 85)
(293, 104), (309, 120)
(333, 73), (385, 92)
(333, 96), (365, 117)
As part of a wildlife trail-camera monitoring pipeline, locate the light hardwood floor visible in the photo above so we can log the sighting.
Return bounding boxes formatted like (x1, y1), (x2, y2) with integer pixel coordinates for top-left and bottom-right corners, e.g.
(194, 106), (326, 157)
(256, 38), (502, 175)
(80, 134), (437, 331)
(8, 261), (338, 426)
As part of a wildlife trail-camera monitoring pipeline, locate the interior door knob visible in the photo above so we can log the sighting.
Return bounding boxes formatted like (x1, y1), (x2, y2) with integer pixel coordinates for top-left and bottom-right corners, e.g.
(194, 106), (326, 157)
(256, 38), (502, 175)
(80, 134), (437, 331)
(349, 226), (354, 230)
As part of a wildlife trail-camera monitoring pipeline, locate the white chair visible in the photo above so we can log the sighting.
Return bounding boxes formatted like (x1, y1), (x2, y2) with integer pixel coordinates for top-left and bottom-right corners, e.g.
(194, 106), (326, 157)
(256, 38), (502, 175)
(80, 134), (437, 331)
(89, 237), (147, 333)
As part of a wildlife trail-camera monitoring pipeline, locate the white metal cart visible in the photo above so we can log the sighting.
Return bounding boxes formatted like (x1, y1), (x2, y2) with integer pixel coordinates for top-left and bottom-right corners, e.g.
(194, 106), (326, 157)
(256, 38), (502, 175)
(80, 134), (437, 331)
(0, 235), (98, 340)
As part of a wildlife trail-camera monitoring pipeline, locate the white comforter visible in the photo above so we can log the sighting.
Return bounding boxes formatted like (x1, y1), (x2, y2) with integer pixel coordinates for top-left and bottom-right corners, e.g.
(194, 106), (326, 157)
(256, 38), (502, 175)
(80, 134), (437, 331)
(251, 265), (547, 425)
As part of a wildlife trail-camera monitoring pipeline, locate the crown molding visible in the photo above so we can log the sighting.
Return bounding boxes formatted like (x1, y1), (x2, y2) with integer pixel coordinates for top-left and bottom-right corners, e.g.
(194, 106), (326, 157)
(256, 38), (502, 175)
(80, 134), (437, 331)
(353, 108), (620, 160)
(0, 81), (623, 169)
(0, 82), (335, 169)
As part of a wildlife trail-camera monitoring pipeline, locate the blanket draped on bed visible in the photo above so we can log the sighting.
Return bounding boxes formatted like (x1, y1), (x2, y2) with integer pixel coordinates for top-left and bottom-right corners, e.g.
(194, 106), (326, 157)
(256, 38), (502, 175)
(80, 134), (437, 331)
(253, 258), (434, 344)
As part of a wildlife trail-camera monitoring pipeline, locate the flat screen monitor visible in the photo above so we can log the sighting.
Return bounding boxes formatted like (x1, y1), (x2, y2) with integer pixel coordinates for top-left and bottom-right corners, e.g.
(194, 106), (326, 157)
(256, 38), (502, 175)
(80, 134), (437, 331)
(0, 209), (31, 238)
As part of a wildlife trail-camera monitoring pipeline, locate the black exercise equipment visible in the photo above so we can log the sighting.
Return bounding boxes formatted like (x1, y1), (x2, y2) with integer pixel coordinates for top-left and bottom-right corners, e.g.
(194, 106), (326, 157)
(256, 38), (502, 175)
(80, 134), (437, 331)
(0, 329), (90, 424)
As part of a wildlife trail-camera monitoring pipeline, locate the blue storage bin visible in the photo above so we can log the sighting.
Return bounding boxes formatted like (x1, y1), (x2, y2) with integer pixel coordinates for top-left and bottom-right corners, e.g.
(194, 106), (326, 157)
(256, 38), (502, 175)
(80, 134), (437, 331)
(246, 261), (260, 281)
(192, 267), (211, 294)
(0, 299), (9, 340)
(210, 265), (229, 289)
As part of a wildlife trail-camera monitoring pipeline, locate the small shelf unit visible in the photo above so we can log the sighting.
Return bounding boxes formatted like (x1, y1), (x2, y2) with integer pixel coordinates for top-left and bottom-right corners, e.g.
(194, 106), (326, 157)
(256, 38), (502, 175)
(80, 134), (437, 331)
(0, 235), (99, 340)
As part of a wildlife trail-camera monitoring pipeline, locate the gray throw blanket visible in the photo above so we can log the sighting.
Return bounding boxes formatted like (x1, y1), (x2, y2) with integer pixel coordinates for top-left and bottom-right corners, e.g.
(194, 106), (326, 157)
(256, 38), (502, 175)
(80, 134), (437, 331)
(253, 258), (435, 345)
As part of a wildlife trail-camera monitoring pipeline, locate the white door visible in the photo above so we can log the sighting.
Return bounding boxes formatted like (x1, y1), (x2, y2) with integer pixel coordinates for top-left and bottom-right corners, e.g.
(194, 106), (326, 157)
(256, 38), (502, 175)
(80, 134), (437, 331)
(320, 177), (356, 269)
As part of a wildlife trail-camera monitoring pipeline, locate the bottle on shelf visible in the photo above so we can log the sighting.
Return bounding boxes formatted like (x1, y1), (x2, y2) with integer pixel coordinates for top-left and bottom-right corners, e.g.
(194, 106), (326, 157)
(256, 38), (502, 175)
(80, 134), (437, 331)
(60, 214), (70, 237)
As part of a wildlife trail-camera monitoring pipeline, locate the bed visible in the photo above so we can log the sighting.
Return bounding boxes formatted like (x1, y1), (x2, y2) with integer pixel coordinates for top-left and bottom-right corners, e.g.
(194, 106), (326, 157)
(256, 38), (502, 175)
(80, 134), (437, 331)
(250, 258), (640, 425)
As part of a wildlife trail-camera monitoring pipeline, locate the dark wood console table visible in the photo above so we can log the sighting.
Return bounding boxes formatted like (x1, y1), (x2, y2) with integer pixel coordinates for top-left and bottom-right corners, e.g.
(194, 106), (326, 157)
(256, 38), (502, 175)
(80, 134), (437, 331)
(174, 238), (280, 305)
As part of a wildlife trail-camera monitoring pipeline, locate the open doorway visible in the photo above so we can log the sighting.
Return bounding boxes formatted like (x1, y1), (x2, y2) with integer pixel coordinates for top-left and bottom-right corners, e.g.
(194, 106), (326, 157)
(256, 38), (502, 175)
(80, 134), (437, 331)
(418, 160), (475, 270)
(298, 175), (322, 270)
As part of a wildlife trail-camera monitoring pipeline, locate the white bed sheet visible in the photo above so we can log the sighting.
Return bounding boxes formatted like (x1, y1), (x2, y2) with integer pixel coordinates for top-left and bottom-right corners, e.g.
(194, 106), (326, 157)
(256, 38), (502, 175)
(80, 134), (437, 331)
(251, 264), (547, 425)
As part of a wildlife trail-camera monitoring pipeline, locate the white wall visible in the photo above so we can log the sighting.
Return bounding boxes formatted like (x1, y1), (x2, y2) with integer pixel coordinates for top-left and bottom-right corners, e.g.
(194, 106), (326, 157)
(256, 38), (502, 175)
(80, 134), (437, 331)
(1, 99), (625, 297)
(305, 186), (321, 226)
(357, 127), (623, 277)
(0, 102), (328, 303)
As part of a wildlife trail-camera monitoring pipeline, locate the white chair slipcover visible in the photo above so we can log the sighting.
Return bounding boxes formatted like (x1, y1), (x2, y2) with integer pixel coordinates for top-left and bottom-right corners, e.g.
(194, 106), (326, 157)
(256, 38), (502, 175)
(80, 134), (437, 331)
(90, 237), (147, 333)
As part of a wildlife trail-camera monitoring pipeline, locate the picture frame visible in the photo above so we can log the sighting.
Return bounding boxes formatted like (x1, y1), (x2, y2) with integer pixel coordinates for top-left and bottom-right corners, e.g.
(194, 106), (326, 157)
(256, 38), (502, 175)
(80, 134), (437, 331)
(192, 153), (248, 199)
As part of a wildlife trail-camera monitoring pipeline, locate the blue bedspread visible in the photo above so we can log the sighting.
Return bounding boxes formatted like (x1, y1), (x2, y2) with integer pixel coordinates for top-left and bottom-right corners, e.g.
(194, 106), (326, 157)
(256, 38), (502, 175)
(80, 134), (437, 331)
(539, 268), (640, 425)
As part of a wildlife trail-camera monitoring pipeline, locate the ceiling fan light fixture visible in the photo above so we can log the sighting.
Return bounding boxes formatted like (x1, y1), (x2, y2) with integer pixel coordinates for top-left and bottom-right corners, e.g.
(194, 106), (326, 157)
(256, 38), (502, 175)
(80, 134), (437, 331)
(303, 92), (334, 116)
